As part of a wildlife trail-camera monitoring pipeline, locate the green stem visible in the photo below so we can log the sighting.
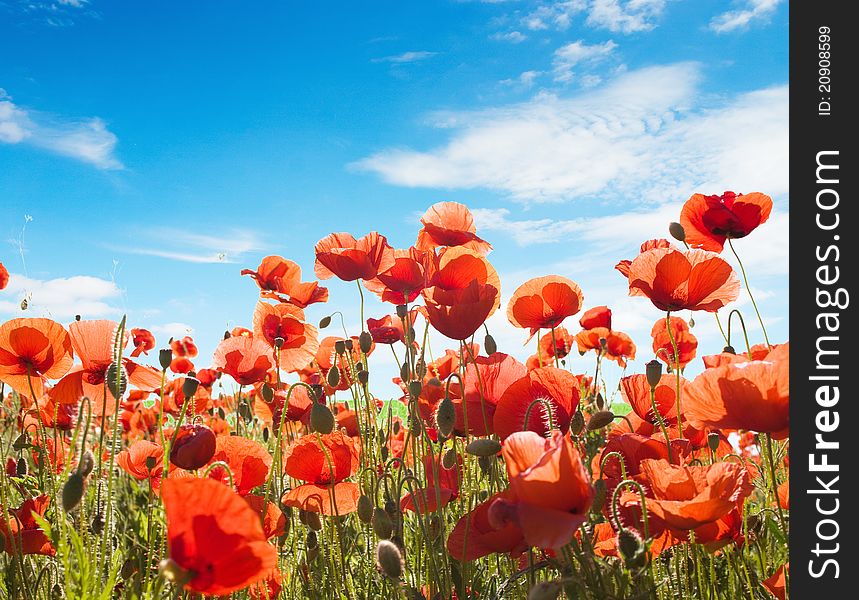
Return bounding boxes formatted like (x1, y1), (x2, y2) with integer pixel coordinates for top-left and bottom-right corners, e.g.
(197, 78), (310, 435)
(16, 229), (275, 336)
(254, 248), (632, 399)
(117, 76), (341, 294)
(727, 238), (771, 348)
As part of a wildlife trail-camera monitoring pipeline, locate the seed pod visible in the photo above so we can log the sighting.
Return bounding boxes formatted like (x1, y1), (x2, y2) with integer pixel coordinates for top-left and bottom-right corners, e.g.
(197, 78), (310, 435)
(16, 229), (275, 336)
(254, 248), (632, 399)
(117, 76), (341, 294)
(645, 359), (663, 389)
(326, 365), (340, 388)
(669, 221), (686, 242)
(528, 581), (563, 600)
(591, 478), (607, 513)
(384, 498), (399, 520)
(344, 338), (353, 351)
(76, 449), (95, 477)
(62, 472), (86, 512)
(435, 397), (456, 439)
(408, 380), (422, 398)
(465, 438), (501, 457)
(145, 456), (157, 471)
(262, 427), (270, 442)
(442, 448), (457, 470)
(415, 359), (427, 380)
(334, 340), (346, 355)
(319, 315), (332, 329)
(359, 331), (373, 354)
(106, 362), (127, 398)
(484, 333), (497, 355)
(376, 540), (404, 580)
(570, 410), (585, 436)
(723, 345), (736, 354)
(355, 361), (364, 372)
(301, 510), (322, 531)
(357, 495), (374, 523)
(357, 370), (369, 385)
(159, 348), (172, 370)
(170, 424), (217, 470)
(399, 361), (410, 382)
(182, 375), (199, 398)
(310, 403), (335, 434)
(396, 304), (408, 318)
(587, 410), (615, 431)
(381, 445), (389, 462)
(372, 507), (393, 539)
(707, 432), (721, 453)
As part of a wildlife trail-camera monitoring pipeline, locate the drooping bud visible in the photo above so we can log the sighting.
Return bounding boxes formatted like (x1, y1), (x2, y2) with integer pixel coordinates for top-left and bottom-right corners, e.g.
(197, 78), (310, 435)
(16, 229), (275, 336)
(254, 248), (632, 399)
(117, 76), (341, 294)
(484, 333), (497, 355)
(442, 448), (457, 470)
(306, 530), (318, 549)
(170, 424), (217, 471)
(669, 221), (686, 242)
(61, 472), (86, 512)
(570, 410), (585, 436)
(645, 359), (663, 389)
(319, 315), (332, 329)
(435, 397), (456, 439)
(375, 540), (404, 580)
(326, 365), (341, 388)
(359, 331), (373, 354)
(617, 528), (648, 569)
(76, 449), (95, 478)
(586, 410), (615, 431)
(260, 383), (274, 403)
(310, 403), (335, 434)
(357, 495), (374, 523)
(372, 507), (393, 539)
(159, 348), (173, 371)
(13, 433), (30, 450)
(465, 438), (501, 457)
(106, 362), (128, 399)
(16, 457), (28, 477)
(300, 509), (322, 531)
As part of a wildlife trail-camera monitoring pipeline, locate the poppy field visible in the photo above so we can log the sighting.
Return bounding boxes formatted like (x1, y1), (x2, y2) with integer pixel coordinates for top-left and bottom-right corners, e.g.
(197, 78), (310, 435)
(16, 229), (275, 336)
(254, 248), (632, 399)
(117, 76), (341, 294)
(0, 196), (788, 599)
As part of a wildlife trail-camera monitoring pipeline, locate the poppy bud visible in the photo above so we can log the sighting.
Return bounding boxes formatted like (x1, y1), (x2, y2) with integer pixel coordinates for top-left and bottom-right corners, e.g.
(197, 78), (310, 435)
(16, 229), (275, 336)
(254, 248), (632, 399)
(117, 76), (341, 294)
(357, 495), (374, 523)
(310, 403), (335, 434)
(355, 361), (364, 372)
(372, 507), (393, 539)
(159, 348), (172, 371)
(669, 221), (686, 242)
(76, 449), (95, 478)
(591, 478), (607, 513)
(62, 472), (86, 512)
(13, 433), (30, 450)
(182, 375), (199, 398)
(169, 424), (217, 471)
(381, 446), (389, 462)
(707, 432), (721, 453)
(91, 513), (105, 535)
(310, 384), (324, 400)
(301, 510), (322, 531)
(306, 530), (318, 550)
(344, 339), (353, 350)
(528, 581), (563, 600)
(384, 498), (398, 519)
(395, 304), (408, 318)
(326, 365), (341, 388)
(260, 383), (274, 402)
(159, 558), (191, 586)
(435, 397), (456, 439)
(723, 345), (736, 354)
(484, 333), (497, 355)
(465, 438), (501, 457)
(106, 362), (127, 398)
(392, 419), (401, 435)
(688, 317), (695, 328)
(375, 540), (404, 580)
(120, 558), (137, 580)
(570, 410), (585, 436)
(645, 359), (663, 389)
(426, 514), (442, 540)
(586, 410), (615, 431)
(595, 392), (605, 410)
(599, 337), (608, 350)
(334, 340), (346, 355)
(399, 361), (410, 382)
(415, 359), (427, 380)
(359, 331), (373, 354)
(408, 380), (422, 398)
(477, 455), (492, 476)
(319, 315), (332, 329)
(617, 528), (648, 569)
(409, 417), (421, 436)
(442, 448), (457, 470)
(357, 370), (369, 385)
(262, 427), (270, 442)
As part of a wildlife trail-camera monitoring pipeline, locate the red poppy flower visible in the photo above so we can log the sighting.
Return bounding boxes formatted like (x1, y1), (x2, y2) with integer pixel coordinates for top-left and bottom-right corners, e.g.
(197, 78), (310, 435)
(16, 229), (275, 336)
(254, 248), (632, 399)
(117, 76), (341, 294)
(680, 191), (774, 252)
(118, 439), (164, 484)
(493, 367), (580, 441)
(447, 490), (527, 561)
(684, 344), (789, 439)
(161, 478), (277, 596)
(130, 328), (155, 358)
(490, 431), (593, 549)
(533, 327), (576, 365)
(1, 495), (55, 556)
(627, 247), (740, 312)
(451, 352), (526, 437)
(169, 357), (194, 374)
(282, 431), (361, 515)
(777, 480), (789, 510)
(619, 374), (685, 427)
(401, 452), (462, 513)
(334, 402), (360, 437)
(171, 336), (198, 358)
(205, 435), (272, 495)
(170, 424), (217, 471)
(243, 494), (287, 540)
(252, 301), (319, 373)
(0, 318), (74, 400)
(212, 336), (274, 386)
(0, 262), (8, 290)
(507, 276), (584, 338)
(241, 255), (328, 308)
(651, 316), (697, 368)
(366, 315), (404, 345)
(314, 232), (396, 282)
(415, 201), (492, 255)
(701, 342), (783, 369)
(574, 327), (636, 367)
(763, 563), (788, 600)
(598, 434), (688, 482)
(24, 392), (78, 430)
(579, 305), (612, 330)
(363, 247), (429, 304)
(615, 239), (672, 279)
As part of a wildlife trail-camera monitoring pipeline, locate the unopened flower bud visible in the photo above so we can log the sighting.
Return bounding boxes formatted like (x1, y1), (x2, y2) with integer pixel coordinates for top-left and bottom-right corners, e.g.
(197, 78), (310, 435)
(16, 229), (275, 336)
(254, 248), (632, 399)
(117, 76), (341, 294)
(465, 438), (501, 457)
(334, 340), (346, 355)
(395, 304), (408, 318)
(375, 539), (404, 580)
(645, 359), (663, 389)
(357, 370), (369, 385)
(587, 410), (615, 431)
(326, 365), (341, 388)
(442, 448), (457, 470)
(16, 457), (28, 477)
(344, 338), (353, 351)
(260, 383), (274, 402)
(62, 472), (86, 512)
(435, 397), (456, 438)
(76, 449), (95, 478)
(477, 454), (492, 476)
(372, 507), (393, 539)
(170, 424), (216, 471)
(723, 345), (736, 354)
(106, 362), (128, 398)
(357, 495), (374, 523)
(182, 375), (199, 398)
(570, 410), (585, 436)
(669, 222), (686, 242)
(618, 528), (647, 569)
(310, 403), (335, 434)
(484, 333), (497, 355)
(591, 478), (607, 513)
(359, 331), (373, 354)
(408, 380), (422, 398)
(319, 315), (332, 329)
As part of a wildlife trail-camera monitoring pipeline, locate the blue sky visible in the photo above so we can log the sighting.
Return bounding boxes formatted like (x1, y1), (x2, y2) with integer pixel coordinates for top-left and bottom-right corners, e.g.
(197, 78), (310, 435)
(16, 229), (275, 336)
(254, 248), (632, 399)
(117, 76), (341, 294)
(0, 0), (788, 398)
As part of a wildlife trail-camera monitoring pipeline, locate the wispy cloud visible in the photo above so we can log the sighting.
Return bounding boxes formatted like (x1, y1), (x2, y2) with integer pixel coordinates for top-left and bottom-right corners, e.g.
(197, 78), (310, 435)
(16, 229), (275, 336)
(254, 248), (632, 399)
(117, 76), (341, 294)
(586, 0), (667, 34)
(0, 272), (121, 320)
(372, 51), (438, 64)
(113, 228), (265, 264)
(709, 0), (783, 34)
(500, 70), (542, 89)
(552, 39), (618, 82)
(0, 88), (122, 169)
(4, 0), (95, 27)
(353, 63), (788, 204)
(491, 30), (527, 43)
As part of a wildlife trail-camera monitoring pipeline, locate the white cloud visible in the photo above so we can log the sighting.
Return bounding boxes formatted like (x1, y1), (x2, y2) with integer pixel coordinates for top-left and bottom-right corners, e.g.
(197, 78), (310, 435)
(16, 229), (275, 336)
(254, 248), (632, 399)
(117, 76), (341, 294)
(500, 70), (542, 89)
(491, 31), (528, 43)
(552, 39), (618, 82)
(586, 0), (667, 34)
(112, 228), (265, 264)
(0, 91), (122, 169)
(372, 51), (438, 64)
(149, 322), (195, 339)
(522, 1), (587, 30)
(0, 272), (122, 320)
(353, 64), (788, 204)
(710, 0), (782, 34)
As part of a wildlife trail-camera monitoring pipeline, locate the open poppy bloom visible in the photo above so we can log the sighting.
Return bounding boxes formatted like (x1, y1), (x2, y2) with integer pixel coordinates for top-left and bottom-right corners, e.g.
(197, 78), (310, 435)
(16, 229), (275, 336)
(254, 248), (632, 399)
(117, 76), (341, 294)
(489, 431), (593, 549)
(680, 191), (774, 252)
(212, 336), (274, 386)
(118, 439), (165, 485)
(314, 232), (396, 282)
(627, 247), (740, 312)
(1, 495), (55, 556)
(531, 327), (575, 366)
(451, 352), (526, 437)
(252, 301), (318, 373)
(579, 305), (611, 330)
(0, 262), (8, 290)
(574, 327), (636, 367)
(241, 255), (328, 308)
(363, 247), (429, 304)
(161, 478), (277, 596)
(401, 452), (462, 513)
(171, 336), (198, 358)
(282, 430), (361, 515)
(130, 328), (155, 357)
(493, 367), (580, 441)
(701, 342), (783, 369)
(415, 201), (492, 255)
(684, 344), (789, 439)
(615, 239), (672, 279)
(763, 563), (788, 600)
(0, 318), (74, 400)
(205, 435), (272, 495)
(243, 494), (287, 540)
(507, 275), (584, 339)
(446, 490), (526, 561)
(366, 311), (421, 346)
(651, 316), (697, 368)
(619, 374), (684, 427)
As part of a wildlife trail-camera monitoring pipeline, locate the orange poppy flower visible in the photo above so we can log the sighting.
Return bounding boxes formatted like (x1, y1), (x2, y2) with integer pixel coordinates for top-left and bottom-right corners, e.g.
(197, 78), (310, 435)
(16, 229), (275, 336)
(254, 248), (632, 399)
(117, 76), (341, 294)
(451, 352), (526, 437)
(205, 435), (272, 495)
(171, 336), (198, 358)
(579, 305), (612, 330)
(0, 318), (74, 400)
(243, 494), (287, 540)
(252, 301), (318, 373)
(574, 327), (636, 367)
(415, 201), (492, 255)
(161, 478), (277, 596)
(363, 247), (429, 304)
(23, 392), (78, 431)
(241, 255), (328, 308)
(615, 239), (672, 279)
(1, 495), (55, 556)
(212, 336), (274, 386)
(619, 374), (685, 426)
(627, 247), (740, 312)
(651, 316), (697, 368)
(314, 232), (396, 282)
(282, 431), (361, 515)
(534, 326), (576, 365)
(701, 342), (783, 369)
(763, 563), (788, 600)
(401, 452), (462, 513)
(130, 328), (155, 357)
(684, 344), (789, 439)
(446, 490), (526, 561)
(493, 367), (580, 441)
(598, 434), (688, 482)
(777, 480), (789, 510)
(582, 522), (618, 558)
(490, 431), (593, 549)
(0, 262), (8, 290)
(680, 191), (773, 252)
(118, 439), (164, 484)
(622, 459), (753, 531)
(169, 357), (194, 374)
(507, 276), (583, 338)
(366, 314), (404, 345)
(49, 320), (163, 416)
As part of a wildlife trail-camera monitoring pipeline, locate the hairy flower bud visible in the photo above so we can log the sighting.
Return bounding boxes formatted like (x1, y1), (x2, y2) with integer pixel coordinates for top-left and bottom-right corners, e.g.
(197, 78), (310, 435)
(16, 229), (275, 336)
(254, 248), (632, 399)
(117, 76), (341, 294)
(62, 472), (86, 512)
(310, 403), (335, 434)
(465, 438), (501, 457)
(645, 359), (663, 389)
(375, 540), (403, 580)
(435, 397), (456, 439)
(586, 410), (615, 431)
(669, 221), (686, 242)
